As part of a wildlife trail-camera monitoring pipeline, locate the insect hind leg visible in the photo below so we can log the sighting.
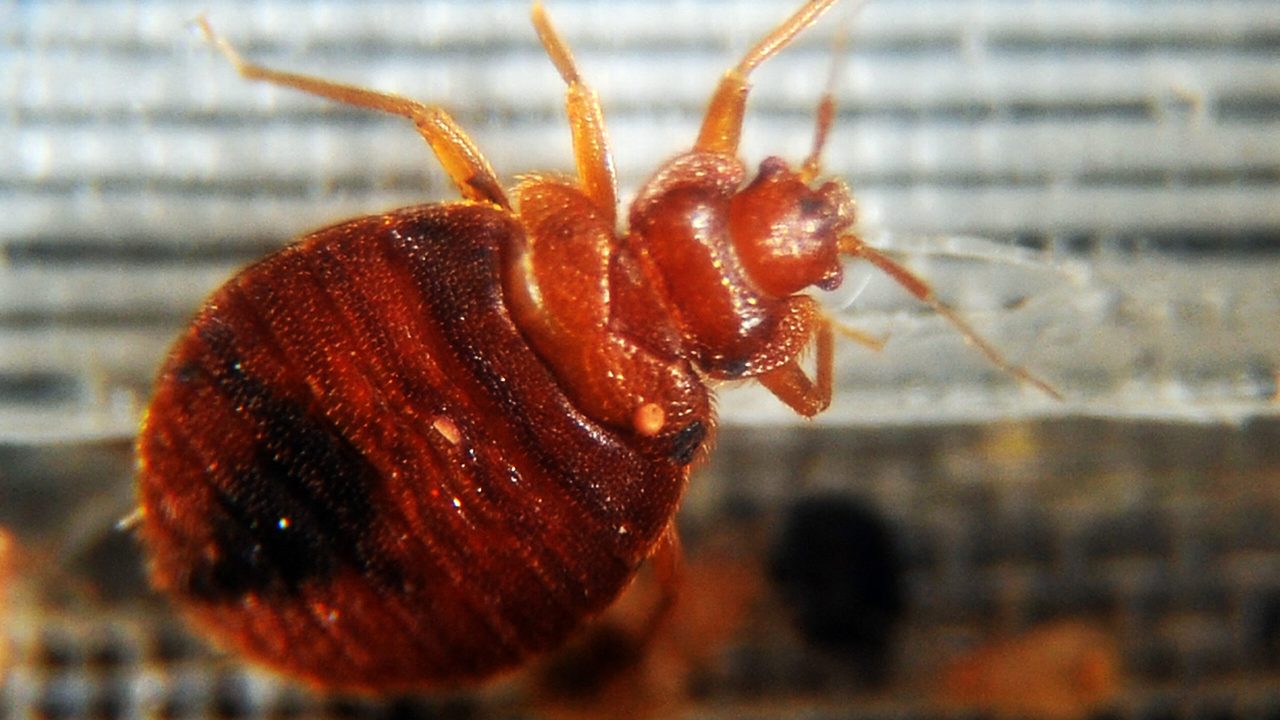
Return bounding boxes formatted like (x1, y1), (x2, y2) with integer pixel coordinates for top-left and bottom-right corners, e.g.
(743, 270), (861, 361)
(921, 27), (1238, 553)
(531, 3), (619, 227)
(195, 17), (509, 209)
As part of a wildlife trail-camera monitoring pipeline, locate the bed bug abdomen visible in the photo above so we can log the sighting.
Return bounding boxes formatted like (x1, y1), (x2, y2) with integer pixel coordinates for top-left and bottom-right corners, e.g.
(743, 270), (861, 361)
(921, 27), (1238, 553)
(138, 203), (706, 690)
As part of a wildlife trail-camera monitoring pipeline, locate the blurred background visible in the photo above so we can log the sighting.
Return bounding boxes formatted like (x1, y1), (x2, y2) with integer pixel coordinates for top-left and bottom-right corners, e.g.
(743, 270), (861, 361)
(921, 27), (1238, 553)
(2, 0), (1278, 717)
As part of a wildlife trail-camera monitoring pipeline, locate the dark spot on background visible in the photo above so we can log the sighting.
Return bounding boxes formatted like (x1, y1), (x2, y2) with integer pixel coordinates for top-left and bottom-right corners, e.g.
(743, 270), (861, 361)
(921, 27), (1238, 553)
(0, 370), (78, 405)
(769, 494), (905, 686)
(534, 624), (644, 702)
(68, 526), (151, 603)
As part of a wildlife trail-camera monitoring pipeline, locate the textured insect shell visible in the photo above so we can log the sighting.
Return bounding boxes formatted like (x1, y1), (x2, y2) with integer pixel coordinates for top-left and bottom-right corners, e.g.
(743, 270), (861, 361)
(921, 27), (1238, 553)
(137, 202), (708, 690)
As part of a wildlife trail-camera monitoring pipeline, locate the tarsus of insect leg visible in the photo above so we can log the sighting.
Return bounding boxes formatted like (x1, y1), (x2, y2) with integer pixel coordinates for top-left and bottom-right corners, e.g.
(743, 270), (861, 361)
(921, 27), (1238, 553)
(839, 235), (1064, 401)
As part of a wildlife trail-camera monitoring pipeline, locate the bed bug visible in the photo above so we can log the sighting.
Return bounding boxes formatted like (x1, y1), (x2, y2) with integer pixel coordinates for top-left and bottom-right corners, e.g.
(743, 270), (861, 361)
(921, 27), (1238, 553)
(136, 0), (1057, 692)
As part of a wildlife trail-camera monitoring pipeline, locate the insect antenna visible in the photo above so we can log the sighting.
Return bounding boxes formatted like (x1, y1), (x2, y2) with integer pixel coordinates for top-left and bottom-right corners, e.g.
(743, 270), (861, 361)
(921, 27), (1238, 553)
(800, 7), (852, 183)
(839, 236), (1064, 400)
(805, 5), (1061, 400)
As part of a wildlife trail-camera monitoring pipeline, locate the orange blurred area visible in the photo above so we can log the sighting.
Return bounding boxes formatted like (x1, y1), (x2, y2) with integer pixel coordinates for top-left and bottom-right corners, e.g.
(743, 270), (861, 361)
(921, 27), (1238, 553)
(530, 541), (765, 720)
(934, 620), (1121, 720)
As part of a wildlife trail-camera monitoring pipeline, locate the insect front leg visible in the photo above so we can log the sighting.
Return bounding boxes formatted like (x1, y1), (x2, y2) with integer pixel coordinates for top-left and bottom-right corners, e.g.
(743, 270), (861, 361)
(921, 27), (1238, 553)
(756, 305), (835, 417)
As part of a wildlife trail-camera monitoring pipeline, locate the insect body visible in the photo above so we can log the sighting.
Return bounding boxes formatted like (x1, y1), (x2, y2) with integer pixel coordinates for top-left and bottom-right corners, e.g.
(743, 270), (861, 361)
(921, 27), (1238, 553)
(137, 0), (1053, 691)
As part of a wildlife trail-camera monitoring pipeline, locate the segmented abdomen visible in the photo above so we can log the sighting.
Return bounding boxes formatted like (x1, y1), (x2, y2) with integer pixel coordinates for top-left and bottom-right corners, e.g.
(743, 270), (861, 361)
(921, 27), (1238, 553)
(137, 203), (697, 689)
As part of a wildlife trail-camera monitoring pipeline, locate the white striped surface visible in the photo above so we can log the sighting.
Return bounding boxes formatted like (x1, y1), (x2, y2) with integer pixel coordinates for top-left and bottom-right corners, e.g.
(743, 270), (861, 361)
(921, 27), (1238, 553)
(3, 0), (1279, 438)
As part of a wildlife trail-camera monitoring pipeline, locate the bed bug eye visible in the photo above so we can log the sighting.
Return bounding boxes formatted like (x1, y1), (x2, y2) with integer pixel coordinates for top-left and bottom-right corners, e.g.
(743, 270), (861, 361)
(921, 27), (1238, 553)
(727, 159), (848, 298)
(670, 421), (707, 466)
(799, 195), (826, 217)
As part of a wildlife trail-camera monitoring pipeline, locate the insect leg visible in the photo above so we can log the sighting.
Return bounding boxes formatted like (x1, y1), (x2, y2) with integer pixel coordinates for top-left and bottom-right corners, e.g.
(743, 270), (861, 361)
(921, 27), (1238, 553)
(756, 313), (835, 417)
(530, 4), (619, 227)
(195, 18), (510, 209)
(695, 0), (840, 155)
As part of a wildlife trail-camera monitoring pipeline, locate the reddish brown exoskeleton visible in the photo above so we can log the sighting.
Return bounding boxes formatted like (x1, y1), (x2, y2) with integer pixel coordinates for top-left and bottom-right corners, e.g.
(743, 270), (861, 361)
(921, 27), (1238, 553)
(137, 0), (1056, 692)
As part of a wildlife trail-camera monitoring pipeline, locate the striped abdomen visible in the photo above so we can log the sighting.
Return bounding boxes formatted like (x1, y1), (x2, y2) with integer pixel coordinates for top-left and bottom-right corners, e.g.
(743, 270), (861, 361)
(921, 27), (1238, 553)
(137, 203), (706, 689)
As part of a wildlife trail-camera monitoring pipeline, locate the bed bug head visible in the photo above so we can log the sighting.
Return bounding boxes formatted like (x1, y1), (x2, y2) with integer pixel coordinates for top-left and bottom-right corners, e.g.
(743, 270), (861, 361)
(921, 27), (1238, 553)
(728, 156), (852, 298)
(725, 50), (856, 299)
(721, 14), (1063, 402)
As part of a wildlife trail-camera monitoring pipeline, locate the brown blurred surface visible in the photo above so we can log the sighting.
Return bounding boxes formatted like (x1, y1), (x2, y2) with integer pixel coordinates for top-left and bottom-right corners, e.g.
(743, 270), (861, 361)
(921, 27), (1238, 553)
(3, 417), (1280, 718)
